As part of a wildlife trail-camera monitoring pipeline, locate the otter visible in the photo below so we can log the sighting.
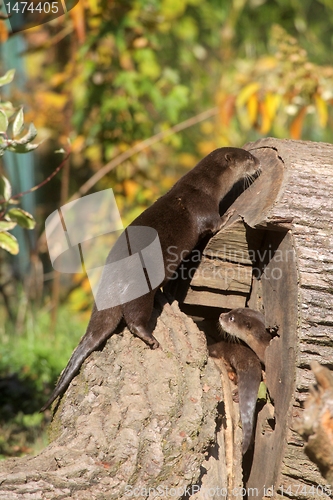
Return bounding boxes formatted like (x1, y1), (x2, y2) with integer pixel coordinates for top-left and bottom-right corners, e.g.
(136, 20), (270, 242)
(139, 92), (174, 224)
(219, 308), (272, 364)
(215, 308), (273, 453)
(41, 148), (260, 411)
(209, 341), (262, 454)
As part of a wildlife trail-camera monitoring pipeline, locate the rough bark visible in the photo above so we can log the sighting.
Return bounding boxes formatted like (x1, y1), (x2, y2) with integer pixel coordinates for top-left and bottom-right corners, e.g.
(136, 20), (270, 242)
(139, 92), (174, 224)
(0, 138), (332, 500)
(295, 361), (333, 489)
(244, 138), (333, 500)
(0, 295), (224, 499)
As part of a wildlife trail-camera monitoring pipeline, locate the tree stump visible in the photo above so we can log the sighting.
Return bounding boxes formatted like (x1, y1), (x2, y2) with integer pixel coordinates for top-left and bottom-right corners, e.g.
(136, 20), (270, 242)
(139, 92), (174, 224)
(0, 138), (332, 499)
(296, 361), (333, 489)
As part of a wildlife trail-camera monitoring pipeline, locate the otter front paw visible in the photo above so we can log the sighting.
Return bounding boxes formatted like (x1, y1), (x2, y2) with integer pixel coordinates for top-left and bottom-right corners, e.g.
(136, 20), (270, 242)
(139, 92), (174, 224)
(147, 336), (160, 349)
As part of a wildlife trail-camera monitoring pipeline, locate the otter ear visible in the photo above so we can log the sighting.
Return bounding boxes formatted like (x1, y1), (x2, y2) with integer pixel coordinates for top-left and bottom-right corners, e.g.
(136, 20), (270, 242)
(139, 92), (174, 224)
(225, 153), (232, 162)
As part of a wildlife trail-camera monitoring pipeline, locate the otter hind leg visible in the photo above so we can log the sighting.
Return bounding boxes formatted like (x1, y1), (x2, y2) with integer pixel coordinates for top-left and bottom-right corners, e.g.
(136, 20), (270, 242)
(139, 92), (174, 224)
(131, 324), (159, 349)
(123, 292), (159, 349)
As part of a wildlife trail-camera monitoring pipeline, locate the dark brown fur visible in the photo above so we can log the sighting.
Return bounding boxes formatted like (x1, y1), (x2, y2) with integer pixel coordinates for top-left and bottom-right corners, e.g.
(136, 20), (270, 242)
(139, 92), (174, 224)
(219, 308), (271, 364)
(41, 148), (260, 411)
(209, 341), (262, 454)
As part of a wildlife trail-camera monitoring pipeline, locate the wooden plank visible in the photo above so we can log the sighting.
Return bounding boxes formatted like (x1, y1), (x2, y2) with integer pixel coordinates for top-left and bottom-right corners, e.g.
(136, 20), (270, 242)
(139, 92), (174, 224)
(245, 203), (298, 499)
(183, 287), (247, 309)
(204, 221), (252, 264)
(190, 256), (252, 293)
(204, 219), (266, 264)
(170, 220), (263, 307)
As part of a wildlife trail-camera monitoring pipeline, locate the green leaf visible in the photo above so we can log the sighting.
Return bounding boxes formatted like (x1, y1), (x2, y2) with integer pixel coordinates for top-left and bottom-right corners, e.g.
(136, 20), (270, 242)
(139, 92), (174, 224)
(7, 142), (39, 154)
(0, 231), (19, 255)
(0, 220), (17, 231)
(0, 110), (8, 133)
(0, 101), (14, 114)
(0, 69), (15, 87)
(13, 108), (24, 138)
(15, 123), (37, 145)
(0, 175), (12, 201)
(7, 208), (36, 229)
(257, 381), (267, 401)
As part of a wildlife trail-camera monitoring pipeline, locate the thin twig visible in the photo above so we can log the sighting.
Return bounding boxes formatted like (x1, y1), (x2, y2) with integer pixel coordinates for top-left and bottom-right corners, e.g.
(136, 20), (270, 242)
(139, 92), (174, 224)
(11, 149), (71, 200)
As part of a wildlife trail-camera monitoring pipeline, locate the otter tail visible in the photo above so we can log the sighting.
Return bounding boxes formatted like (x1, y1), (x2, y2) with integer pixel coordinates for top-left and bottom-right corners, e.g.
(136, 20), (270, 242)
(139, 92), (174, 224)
(40, 305), (122, 412)
(208, 341), (262, 454)
(236, 353), (262, 454)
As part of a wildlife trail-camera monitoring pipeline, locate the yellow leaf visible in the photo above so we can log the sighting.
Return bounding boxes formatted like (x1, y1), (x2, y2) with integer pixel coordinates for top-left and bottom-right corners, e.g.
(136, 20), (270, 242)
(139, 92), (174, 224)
(198, 141), (218, 156)
(265, 93), (281, 122)
(236, 82), (260, 108)
(85, 144), (101, 163)
(314, 94), (328, 128)
(259, 101), (271, 134)
(218, 95), (235, 127)
(87, 0), (101, 14)
(0, 20), (8, 43)
(38, 91), (67, 110)
(259, 93), (281, 134)
(71, 135), (85, 153)
(247, 93), (258, 125)
(123, 179), (139, 201)
(290, 107), (307, 139)
(50, 73), (68, 87)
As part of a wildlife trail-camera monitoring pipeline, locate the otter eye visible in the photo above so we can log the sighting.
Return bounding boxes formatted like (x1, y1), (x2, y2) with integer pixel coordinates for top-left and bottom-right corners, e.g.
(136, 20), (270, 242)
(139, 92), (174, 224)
(246, 322), (251, 330)
(229, 315), (235, 322)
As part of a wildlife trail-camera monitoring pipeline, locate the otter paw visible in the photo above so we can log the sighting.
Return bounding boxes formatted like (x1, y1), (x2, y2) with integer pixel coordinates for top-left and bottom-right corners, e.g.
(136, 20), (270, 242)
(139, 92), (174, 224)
(150, 337), (160, 349)
(220, 208), (236, 227)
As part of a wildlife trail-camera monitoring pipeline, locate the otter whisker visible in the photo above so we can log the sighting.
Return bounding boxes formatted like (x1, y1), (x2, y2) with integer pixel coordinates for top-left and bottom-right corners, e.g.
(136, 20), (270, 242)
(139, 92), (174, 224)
(217, 321), (241, 344)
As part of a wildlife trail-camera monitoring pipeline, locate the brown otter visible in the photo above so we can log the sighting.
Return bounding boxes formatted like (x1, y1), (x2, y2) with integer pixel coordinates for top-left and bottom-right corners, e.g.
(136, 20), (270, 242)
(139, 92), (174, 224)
(41, 148), (260, 411)
(209, 341), (262, 454)
(214, 308), (273, 453)
(219, 308), (271, 364)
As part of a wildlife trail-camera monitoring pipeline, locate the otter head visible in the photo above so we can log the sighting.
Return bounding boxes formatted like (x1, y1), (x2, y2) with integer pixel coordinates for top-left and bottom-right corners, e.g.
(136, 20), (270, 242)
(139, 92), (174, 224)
(219, 308), (270, 363)
(223, 148), (260, 179)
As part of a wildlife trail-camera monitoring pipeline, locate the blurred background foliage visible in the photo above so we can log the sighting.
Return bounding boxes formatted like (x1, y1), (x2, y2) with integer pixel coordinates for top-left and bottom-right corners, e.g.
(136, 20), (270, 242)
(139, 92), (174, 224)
(1, 0), (333, 457)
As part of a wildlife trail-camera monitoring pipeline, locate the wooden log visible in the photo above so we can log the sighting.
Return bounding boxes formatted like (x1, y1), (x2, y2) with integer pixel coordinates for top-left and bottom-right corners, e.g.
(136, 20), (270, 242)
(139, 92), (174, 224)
(243, 138), (333, 500)
(171, 138), (333, 499)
